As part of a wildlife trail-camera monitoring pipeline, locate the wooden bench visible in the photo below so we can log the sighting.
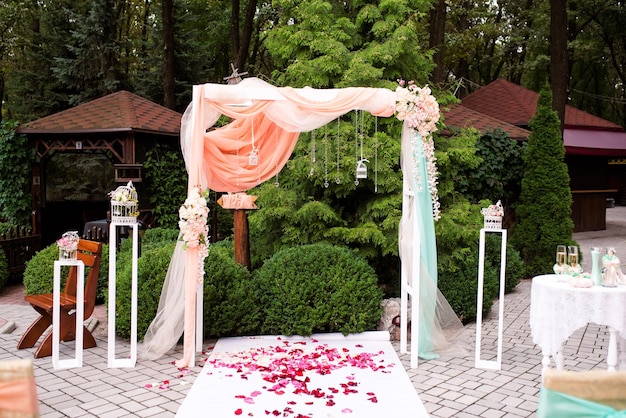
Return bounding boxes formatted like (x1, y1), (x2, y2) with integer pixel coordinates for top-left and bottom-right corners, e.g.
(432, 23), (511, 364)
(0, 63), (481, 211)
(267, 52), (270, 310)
(17, 239), (103, 358)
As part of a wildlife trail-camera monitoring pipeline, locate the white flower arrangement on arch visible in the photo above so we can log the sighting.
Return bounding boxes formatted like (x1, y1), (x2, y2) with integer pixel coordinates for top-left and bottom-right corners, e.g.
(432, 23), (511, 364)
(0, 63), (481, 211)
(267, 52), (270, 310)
(395, 80), (441, 220)
(179, 187), (210, 284)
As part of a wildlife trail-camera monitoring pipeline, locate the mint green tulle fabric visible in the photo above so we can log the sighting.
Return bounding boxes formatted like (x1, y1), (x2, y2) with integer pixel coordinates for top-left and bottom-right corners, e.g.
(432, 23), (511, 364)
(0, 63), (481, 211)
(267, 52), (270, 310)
(412, 133), (438, 359)
(538, 387), (626, 417)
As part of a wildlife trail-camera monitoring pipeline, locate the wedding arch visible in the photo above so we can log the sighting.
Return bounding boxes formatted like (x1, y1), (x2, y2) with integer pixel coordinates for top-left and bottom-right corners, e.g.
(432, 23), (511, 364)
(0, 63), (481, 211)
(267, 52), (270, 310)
(139, 77), (463, 369)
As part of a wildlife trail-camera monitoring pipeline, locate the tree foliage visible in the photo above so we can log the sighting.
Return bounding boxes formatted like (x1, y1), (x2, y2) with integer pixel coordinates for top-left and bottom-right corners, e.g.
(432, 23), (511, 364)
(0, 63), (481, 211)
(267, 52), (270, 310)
(511, 86), (576, 277)
(142, 143), (187, 229)
(0, 121), (33, 226)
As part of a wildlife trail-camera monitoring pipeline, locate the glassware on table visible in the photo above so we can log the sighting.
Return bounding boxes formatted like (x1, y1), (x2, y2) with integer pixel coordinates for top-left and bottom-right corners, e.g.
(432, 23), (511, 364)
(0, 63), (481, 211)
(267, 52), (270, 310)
(590, 247), (602, 285)
(567, 246), (578, 266)
(554, 245), (567, 274)
(567, 246), (582, 276)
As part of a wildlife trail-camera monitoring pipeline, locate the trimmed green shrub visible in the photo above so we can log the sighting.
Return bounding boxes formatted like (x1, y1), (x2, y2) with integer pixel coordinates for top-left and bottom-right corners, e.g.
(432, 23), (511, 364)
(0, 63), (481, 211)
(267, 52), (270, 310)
(24, 242), (108, 302)
(141, 227), (180, 249)
(485, 234), (525, 293)
(254, 243), (383, 336)
(438, 247), (498, 324)
(202, 240), (258, 337)
(113, 241), (175, 339)
(23, 244), (62, 295)
(511, 86), (577, 277)
(114, 238), (258, 340)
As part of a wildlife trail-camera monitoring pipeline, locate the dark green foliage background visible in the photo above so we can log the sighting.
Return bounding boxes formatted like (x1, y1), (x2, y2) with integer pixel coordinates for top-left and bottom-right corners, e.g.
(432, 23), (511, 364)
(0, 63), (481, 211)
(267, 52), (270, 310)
(0, 121), (33, 226)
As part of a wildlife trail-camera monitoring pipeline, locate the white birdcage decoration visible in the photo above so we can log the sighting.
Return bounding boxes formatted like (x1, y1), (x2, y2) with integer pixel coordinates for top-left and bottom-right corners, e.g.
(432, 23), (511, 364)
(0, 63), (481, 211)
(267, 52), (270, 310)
(109, 181), (138, 224)
(356, 159), (369, 179)
(57, 231), (79, 260)
(481, 200), (504, 231)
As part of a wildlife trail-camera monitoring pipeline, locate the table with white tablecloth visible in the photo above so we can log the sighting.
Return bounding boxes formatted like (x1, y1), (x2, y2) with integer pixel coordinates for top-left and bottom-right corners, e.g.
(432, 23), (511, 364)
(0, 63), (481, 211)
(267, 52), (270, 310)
(530, 274), (626, 371)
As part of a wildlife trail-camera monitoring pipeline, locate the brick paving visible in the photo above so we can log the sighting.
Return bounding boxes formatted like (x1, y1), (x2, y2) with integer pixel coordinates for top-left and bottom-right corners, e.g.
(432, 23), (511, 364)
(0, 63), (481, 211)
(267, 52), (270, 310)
(1, 206), (625, 417)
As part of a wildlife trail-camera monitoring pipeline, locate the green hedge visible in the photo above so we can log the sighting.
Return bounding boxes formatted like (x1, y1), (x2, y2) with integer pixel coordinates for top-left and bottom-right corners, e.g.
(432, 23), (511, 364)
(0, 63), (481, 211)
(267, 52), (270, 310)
(24, 242), (109, 303)
(114, 233), (258, 340)
(438, 247), (498, 324)
(254, 243), (383, 336)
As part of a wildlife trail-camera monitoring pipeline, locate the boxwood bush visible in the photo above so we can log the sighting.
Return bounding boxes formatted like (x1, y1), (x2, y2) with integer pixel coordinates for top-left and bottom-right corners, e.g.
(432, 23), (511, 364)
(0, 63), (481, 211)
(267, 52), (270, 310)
(438, 247), (498, 324)
(23, 244), (58, 295)
(114, 234), (258, 340)
(253, 243), (383, 336)
(112, 240), (176, 339)
(23, 242), (107, 302)
(485, 233), (525, 293)
(201, 239), (258, 337)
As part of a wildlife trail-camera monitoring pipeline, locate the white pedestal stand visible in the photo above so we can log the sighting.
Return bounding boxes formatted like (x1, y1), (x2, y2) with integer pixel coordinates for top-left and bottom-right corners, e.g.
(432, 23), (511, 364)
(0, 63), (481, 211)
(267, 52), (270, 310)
(52, 259), (84, 369)
(108, 222), (138, 368)
(475, 228), (507, 370)
(400, 191), (420, 370)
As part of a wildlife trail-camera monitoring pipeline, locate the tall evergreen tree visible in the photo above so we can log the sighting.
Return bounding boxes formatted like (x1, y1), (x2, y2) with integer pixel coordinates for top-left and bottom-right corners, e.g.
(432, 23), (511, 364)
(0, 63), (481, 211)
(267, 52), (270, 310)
(511, 85), (576, 277)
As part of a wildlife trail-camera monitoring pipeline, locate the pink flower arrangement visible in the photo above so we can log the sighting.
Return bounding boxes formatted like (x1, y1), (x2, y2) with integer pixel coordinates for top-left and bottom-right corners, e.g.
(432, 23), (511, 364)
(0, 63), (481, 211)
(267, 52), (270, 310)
(179, 187), (210, 283)
(56, 231), (79, 250)
(394, 80), (440, 139)
(395, 80), (441, 220)
(207, 338), (392, 416)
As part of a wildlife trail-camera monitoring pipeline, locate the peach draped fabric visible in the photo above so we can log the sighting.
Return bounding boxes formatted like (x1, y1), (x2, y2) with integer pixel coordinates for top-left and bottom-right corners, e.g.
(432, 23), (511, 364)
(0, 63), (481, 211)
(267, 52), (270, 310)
(173, 78), (395, 366)
(0, 359), (38, 417)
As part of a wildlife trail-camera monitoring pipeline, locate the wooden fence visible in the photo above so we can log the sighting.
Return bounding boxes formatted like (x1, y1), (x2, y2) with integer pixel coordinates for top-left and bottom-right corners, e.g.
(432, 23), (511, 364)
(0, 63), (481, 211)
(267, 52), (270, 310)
(0, 227), (41, 282)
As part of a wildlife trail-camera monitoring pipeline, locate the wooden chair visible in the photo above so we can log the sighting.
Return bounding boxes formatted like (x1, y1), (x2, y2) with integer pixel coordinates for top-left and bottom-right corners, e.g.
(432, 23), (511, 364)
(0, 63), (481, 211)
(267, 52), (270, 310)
(17, 239), (103, 358)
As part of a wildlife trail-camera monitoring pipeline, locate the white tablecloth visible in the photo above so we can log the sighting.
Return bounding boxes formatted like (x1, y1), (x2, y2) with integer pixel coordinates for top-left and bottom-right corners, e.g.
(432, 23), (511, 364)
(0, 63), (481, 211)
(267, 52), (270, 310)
(530, 274), (626, 365)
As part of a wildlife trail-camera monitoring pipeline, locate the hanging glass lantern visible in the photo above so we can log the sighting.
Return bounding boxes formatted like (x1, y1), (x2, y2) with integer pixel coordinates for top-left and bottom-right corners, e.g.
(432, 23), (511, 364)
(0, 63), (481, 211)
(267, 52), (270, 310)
(356, 159), (369, 179)
(248, 147), (259, 166)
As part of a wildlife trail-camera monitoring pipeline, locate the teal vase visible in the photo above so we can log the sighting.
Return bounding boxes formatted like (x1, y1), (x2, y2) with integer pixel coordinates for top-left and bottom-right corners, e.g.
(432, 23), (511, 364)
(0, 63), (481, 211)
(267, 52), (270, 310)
(590, 248), (602, 286)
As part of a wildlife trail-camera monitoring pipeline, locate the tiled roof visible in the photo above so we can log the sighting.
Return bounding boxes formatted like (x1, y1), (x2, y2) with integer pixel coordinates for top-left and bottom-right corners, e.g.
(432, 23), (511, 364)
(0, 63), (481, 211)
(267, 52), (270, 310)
(461, 79), (623, 131)
(441, 103), (530, 140)
(18, 91), (182, 135)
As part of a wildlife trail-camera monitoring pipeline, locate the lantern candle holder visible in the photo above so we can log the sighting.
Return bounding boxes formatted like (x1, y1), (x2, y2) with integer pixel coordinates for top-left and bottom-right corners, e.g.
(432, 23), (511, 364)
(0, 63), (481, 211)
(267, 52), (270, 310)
(481, 200), (504, 231)
(109, 181), (139, 224)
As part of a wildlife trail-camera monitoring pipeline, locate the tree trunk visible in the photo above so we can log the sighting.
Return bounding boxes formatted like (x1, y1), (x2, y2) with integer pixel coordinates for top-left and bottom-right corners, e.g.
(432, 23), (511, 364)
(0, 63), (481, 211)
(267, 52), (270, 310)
(236, 0), (257, 71)
(230, 0), (240, 67)
(428, 0), (447, 85)
(233, 209), (251, 270)
(550, 0), (568, 133)
(162, 0), (176, 109)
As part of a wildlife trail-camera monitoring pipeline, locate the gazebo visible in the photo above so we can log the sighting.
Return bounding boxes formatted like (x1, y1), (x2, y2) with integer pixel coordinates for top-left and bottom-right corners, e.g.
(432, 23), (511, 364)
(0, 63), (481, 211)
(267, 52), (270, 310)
(17, 91), (182, 244)
(445, 79), (626, 232)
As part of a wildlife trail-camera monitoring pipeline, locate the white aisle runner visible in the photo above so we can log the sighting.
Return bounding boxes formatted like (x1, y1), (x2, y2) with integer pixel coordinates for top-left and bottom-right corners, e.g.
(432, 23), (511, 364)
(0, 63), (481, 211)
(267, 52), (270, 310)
(176, 331), (429, 417)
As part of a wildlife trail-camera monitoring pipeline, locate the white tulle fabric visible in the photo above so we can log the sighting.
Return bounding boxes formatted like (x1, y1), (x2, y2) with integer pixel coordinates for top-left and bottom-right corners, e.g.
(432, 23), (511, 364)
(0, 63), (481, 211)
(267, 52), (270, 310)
(138, 241), (187, 360)
(139, 77), (466, 365)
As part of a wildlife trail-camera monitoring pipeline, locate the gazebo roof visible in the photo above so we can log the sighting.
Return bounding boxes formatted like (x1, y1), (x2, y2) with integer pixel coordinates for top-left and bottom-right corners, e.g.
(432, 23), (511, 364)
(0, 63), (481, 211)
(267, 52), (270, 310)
(18, 91), (182, 136)
(442, 103), (530, 140)
(460, 79), (623, 131)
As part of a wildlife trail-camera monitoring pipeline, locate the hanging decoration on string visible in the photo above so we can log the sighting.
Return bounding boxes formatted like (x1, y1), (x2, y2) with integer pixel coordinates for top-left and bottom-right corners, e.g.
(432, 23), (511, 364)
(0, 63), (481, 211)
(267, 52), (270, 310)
(335, 118), (341, 185)
(274, 132), (280, 187)
(248, 118), (259, 166)
(374, 116), (379, 193)
(355, 109), (368, 183)
(324, 126), (329, 188)
(309, 130), (316, 177)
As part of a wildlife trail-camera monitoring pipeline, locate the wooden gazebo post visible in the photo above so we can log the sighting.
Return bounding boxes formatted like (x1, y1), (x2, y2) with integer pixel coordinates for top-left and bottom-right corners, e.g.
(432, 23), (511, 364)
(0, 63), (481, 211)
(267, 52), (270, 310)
(217, 193), (257, 270)
(220, 65), (255, 270)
